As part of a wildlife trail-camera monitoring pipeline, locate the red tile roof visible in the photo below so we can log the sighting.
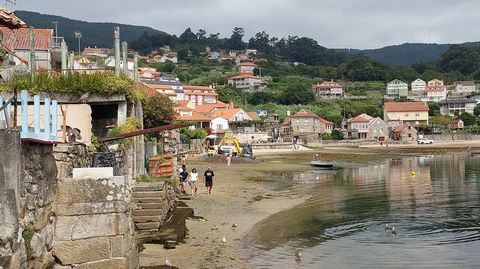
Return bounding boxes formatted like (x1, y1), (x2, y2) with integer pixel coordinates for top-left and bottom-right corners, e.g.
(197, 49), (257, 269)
(350, 115), (370, 123)
(177, 112), (211, 122)
(136, 82), (160, 97)
(195, 101), (229, 114)
(0, 27), (52, 50)
(238, 62), (257, 67)
(319, 118), (334, 125)
(393, 124), (415, 133)
(290, 109), (319, 118)
(228, 73), (261, 80)
(313, 80), (343, 89)
(247, 112), (257, 119)
(0, 8), (26, 28)
(184, 91), (218, 97)
(183, 85), (214, 91)
(384, 102), (429, 112)
(212, 108), (244, 120)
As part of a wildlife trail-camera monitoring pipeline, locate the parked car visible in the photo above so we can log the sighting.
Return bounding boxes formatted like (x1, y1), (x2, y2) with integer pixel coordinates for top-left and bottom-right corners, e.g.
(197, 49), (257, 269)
(417, 138), (433, 144)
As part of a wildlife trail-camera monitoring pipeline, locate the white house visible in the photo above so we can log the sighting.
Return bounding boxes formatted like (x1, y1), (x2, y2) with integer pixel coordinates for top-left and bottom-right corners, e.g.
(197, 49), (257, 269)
(453, 81), (476, 94)
(105, 56), (134, 71)
(386, 79), (408, 98)
(228, 73), (266, 92)
(411, 78), (426, 92)
(237, 62), (257, 74)
(312, 80), (344, 98)
(425, 79), (446, 102)
(212, 108), (253, 122)
(210, 117), (229, 134)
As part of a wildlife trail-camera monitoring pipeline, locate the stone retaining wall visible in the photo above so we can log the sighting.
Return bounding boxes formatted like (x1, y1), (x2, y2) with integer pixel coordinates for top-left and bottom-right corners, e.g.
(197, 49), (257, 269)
(52, 175), (138, 268)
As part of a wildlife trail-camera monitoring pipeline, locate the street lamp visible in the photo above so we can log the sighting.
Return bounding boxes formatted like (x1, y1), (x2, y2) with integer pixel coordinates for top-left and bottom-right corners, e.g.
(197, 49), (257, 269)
(74, 31), (82, 55)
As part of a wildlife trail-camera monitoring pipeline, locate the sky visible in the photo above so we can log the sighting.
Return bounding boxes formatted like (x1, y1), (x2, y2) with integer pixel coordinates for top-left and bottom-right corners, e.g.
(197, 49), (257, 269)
(10, 0), (480, 49)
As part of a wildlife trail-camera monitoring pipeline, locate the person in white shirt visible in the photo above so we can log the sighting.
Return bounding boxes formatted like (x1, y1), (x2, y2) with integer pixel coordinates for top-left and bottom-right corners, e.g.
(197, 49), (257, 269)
(188, 168), (199, 195)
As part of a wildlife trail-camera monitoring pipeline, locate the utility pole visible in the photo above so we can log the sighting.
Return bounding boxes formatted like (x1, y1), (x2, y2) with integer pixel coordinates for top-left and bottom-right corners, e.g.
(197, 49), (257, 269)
(122, 41), (128, 75)
(69, 51), (75, 73)
(29, 27), (35, 78)
(114, 27), (120, 76)
(74, 31), (82, 55)
(61, 40), (67, 76)
(133, 52), (139, 82)
(52, 21), (59, 41)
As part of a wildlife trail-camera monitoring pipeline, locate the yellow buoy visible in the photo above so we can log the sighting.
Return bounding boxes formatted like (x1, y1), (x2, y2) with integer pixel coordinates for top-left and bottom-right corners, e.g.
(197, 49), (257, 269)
(411, 171), (416, 176)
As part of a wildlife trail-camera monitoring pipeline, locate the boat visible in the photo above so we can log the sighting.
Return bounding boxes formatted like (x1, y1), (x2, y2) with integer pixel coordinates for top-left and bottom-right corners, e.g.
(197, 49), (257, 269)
(310, 160), (335, 168)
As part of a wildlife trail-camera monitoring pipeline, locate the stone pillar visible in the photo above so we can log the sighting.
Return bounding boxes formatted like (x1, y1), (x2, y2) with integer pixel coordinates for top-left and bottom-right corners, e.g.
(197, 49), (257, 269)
(117, 102), (127, 126)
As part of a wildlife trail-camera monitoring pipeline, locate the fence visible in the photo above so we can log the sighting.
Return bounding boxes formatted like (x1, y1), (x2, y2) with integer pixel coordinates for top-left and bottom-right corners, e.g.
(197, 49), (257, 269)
(0, 90), (59, 142)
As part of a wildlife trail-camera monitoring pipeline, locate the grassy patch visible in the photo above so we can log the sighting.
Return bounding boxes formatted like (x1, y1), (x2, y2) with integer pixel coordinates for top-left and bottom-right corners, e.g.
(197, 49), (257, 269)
(22, 228), (34, 257)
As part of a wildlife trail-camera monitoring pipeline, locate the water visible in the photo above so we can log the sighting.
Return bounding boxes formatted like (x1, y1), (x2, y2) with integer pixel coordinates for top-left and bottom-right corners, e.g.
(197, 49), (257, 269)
(246, 154), (480, 268)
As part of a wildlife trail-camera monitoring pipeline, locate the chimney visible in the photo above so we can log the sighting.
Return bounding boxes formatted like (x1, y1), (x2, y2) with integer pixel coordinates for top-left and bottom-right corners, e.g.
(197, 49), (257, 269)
(229, 102), (234, 109)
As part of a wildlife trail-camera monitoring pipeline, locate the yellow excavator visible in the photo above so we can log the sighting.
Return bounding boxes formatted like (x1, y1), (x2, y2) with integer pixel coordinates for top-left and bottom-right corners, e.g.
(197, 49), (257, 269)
(217, 134), (255, 159)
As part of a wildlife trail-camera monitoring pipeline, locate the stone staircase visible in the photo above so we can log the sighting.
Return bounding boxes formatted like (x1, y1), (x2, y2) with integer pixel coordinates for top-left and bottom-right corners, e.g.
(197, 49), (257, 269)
(132, 182), (193, 245)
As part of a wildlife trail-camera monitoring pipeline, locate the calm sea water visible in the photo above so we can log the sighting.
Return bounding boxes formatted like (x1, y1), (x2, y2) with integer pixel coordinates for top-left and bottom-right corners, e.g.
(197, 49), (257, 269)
(245, 154), (480, 269)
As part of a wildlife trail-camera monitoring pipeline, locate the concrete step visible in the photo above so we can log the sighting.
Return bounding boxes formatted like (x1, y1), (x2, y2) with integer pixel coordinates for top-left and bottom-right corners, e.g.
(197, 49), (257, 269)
(132, 191), (165, 198)
(132, 183), (165, 192)
(133, 209), (164, 216)
(136, 203), (166, 210)
(133, 198), (164, 204)
(135, 222), (161, 230)
(133, 216), (162, 223)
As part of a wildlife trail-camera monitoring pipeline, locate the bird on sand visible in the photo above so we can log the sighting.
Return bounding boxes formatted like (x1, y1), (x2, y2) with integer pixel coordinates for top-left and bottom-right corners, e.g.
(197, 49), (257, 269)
(222, 236), (227, 243)
(391, 226), (397, 235)
(385, 224), (394, 231)
(295, 249), (302, 259)
(165, 257), (173, 267)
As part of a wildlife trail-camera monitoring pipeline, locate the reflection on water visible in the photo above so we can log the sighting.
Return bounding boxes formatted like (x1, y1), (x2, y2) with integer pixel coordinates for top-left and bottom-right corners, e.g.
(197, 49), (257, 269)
(246, 154), (480, 268)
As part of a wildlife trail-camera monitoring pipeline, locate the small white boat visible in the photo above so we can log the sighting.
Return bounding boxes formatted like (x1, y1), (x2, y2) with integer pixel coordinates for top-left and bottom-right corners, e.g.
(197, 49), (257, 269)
(310, 160), (335, 168)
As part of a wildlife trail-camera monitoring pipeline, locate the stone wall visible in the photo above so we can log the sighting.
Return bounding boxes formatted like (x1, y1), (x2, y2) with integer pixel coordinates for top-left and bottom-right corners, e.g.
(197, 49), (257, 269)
(53, 144), (91, 179)
(52, 174), (138, 268)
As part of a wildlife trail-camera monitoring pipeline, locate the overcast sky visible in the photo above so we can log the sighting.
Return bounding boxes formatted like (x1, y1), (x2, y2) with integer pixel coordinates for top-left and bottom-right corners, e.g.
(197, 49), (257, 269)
(10, 0), (480, 49)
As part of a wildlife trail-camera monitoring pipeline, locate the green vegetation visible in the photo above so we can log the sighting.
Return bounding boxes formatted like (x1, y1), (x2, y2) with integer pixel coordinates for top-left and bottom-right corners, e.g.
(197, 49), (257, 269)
(142, 93), (175, 129)
(179, 128), (208, 144)
(1, 73), (142, 100)
(22, 228), (34, 258)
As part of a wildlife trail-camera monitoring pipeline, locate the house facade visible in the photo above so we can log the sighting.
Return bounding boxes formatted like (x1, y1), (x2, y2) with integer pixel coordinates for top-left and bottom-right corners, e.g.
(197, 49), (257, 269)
(237, 62), (257, 74)
(212, 108), (252, 122)
(82, 47), (109, 58)
(438, 98), (477, 116)
(183, 85), (218, 106)
(425, 79), (446, 102)
(384, 102), (429, 127)
(344, 114), (372, 139)
(209, 117), (229, 134)
(386, 79), (408, 98)
(228, 74), (266, 92)
(392, 124), (418, 142)
(453, 81), (476, 94)
(368, 117), (390, 141)
(280, 109), (333, 142)
(312, 80), (344, 99)
(411, 78), (427, 92)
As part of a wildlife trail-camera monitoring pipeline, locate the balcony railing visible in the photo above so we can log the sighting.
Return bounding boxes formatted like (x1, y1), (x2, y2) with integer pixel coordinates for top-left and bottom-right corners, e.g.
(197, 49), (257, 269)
(51, 36), (65, 49)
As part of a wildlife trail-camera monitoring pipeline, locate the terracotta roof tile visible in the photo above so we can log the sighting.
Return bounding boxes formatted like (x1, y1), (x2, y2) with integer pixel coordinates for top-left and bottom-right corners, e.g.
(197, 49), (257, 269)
(384, 102), (429, 112)
(212, 108), (252, 121)
(228, 74), (261, 80)
(290, 109), (319, 118)
(183, 85), (214, 91)
(0, 27), (51, 50)
(0, 8), (26, 28)
(319, 117), (334, 125)
(195, 101), (229, 114)
(350, 115), (370, 123)
(177, 112), (211, 122)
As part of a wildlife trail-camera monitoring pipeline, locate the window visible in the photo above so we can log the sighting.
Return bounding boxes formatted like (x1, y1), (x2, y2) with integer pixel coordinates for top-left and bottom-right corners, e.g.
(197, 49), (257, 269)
(415, 113), (420, 117)
(405, 113), (409, 117)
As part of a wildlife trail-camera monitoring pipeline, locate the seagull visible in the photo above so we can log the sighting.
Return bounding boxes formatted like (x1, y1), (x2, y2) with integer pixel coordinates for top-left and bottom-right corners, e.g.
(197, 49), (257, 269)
(391, 226), (397, 235)
(165, 257), (173, 267)
(232, 223), (238, 228)
(295, 249), (302, 259)
(222, 236), (227, 243)
(385, 224), (394, 231)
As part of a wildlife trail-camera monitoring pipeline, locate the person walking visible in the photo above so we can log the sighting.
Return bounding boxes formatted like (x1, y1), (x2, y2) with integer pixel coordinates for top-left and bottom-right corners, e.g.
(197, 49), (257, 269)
(179, 165), (188, 194)
(188, 168), (199, 195)
(204, 167), (215, 194)
(226, 153), (232, 166)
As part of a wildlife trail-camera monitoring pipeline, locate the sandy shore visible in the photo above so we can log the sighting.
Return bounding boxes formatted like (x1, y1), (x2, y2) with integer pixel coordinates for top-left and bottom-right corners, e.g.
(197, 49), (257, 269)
(139, 159), (310, 269)
(139, 143), (475, 268)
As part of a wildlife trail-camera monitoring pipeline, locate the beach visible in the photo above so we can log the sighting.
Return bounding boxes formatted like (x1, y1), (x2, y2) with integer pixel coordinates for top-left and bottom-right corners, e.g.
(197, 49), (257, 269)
(139, 143), (476, 268)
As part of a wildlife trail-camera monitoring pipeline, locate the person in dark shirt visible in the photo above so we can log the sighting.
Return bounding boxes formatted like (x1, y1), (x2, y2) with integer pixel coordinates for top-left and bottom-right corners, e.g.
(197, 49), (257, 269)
(204, 166), (215, 194)
(179, 165), (188, 194)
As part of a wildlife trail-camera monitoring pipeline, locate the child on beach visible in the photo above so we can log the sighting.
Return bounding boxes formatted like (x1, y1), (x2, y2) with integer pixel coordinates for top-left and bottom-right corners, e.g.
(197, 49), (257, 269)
(188, 168), (199, 195)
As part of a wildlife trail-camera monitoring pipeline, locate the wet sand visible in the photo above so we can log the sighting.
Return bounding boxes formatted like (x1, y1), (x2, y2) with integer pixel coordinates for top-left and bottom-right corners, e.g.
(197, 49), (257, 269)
(139, 159), (310, 269)
(139, 144), (474, 268)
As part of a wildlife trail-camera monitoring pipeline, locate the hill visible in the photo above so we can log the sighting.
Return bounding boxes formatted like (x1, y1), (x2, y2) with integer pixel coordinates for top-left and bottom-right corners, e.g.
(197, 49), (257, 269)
(15, 10), (167, 50)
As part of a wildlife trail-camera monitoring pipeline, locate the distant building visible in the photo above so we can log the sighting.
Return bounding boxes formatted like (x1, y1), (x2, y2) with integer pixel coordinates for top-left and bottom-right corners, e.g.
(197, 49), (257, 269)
(209, 117), (229, 134)
(237, 62), (257, 74)
(453, 81), (476, 94)
(312, 80), (344, 99)
(280, 109), (333, 143)
(450, 119), (464, 131)
(343, 114), (389, 141)
(228, 73), (266, 92)
(105, 56), (134, 71)
(384, 102), (429, 127)
(411, 78), (427, 92)
(438, 98), (477, 116)
(82, 46), (109, 57)
(153, 51), (178, 63)
(425, 79), (446, 102)
(392, 124), (418, 142)
(0, 26), (53, 69)
(212, 108), (252, 122)
(183, 85), (218, 106)
(386, 79), (408, 98)
(368, 117), (390, 141)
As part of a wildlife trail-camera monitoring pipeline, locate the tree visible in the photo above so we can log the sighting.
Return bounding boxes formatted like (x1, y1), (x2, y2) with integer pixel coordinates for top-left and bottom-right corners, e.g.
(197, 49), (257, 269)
(331, 130), (344, 140)
(458, 112), (477, 126)
(279, 85), (315, 105)
(474, 103), (480, 117)
(179, 28), (197, 43)
(428, 102), (440, 117)
(142, 94), (175, 129)
(227, 27), (245, 50)
(430, 115), (452, 129)
(438, 45), (480, 75)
